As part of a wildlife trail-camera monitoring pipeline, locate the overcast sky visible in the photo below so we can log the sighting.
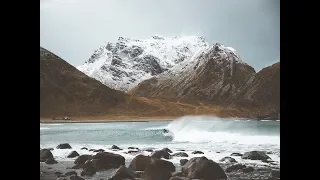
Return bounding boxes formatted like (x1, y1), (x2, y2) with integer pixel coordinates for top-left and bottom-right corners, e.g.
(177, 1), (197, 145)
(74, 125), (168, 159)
(40, 0), (279, 71)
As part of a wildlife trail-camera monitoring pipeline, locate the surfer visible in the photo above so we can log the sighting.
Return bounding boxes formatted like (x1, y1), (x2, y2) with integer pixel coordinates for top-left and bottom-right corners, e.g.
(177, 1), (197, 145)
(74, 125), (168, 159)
(163, 129), (168, 133)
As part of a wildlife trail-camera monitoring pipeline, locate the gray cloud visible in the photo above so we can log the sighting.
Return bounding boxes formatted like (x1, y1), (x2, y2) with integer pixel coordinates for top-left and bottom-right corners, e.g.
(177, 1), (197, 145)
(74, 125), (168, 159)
(40, 0), (279, 71)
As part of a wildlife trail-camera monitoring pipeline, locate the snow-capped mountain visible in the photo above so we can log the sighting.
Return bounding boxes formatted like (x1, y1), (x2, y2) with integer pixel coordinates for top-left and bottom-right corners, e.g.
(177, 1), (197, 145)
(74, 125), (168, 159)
(129, 42), (256, 105)
(77, 35), (208, 92)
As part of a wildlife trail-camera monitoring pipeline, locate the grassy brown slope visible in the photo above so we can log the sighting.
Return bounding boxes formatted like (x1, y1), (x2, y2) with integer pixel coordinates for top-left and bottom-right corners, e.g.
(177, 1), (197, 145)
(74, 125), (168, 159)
(40, 47), (129, 117)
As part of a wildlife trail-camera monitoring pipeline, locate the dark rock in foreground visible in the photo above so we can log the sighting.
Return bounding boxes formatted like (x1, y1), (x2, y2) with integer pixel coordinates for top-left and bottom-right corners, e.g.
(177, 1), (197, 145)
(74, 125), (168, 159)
(272, 169), (280, 178)
(45, 158), (58, 164)
(65, 171), (77, 176)
(230, 152), (243, 156)
(67, 151), (80, 158)
(40, 149), (53, 162)
(142, 158), (174, 180)
(161, 147), (173, 153)
(70, 175), (85, 180)
(172, 152), (188, 157)
(191, 151), (204, 154)
(226, 163), (246, 173)
(129, 155), (151, 171)
(180, 159), (188, 166)
(151, 150), (171, 159)
(91, 152), (125, 170)
(109, 165), (137, 180)
(242, 166), (254, 173)
(220, 156), (237, 163)
(182, 156), (227, 180)
(56, 143), (72, 149)
(242, 151), (271, 161)
(74, 155), (92, 164)
(81, 160), (96, 176)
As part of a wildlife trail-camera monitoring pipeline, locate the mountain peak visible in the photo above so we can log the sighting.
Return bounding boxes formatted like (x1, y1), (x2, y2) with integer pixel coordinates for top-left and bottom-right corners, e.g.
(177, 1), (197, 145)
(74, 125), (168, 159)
(77, 35), (210, 92)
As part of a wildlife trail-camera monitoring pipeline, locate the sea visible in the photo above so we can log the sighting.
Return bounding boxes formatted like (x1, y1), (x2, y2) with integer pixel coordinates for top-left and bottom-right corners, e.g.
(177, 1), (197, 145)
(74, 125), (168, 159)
(40, 115), (280, 168)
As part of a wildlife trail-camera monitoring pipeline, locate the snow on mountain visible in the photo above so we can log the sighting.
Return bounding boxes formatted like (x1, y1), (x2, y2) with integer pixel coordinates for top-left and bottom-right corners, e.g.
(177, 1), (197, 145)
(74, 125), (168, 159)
(158, 43), (247, 79)
(77, 36), (244, 92)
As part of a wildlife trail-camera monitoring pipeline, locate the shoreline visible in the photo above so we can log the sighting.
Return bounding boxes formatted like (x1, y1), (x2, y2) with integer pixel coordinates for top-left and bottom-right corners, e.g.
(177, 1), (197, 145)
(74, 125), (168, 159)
(40, 116), (280, 123)
(40, 116), (179, 123)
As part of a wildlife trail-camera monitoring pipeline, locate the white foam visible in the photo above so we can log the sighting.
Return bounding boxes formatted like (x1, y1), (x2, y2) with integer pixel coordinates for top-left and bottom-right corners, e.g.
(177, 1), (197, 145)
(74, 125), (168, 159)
(166, 116), (280, 145)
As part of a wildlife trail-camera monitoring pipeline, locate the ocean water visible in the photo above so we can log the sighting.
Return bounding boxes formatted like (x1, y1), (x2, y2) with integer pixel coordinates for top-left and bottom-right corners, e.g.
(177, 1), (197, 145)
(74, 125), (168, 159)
(40, 115), (280, 168)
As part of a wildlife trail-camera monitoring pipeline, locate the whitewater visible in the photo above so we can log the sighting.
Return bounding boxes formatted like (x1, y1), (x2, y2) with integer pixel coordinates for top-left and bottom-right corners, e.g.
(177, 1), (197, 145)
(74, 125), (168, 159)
(40, 116), (280, 168)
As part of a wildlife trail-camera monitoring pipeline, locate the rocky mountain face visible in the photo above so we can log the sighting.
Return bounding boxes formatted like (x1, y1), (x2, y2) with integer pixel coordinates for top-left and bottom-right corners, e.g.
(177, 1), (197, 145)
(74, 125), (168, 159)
(129, 44), (280, 119)
(234, 62), (280, 119)
(77, 36), (208, 92)
(129, 43), (256, 103)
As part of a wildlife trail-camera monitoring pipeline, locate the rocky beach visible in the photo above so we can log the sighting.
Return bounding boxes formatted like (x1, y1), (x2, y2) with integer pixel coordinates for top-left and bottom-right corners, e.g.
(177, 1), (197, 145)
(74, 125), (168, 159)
(40, 143), (280, 180)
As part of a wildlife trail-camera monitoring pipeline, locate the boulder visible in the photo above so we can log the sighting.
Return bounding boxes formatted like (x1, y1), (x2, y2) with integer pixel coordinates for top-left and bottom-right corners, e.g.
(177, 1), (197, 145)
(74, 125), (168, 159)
(54, 172), (63, 176)
(128, 147), (139, 150)
(151, 150), (171, 159)
(56, 143), (72, 149)
(129, 155), (152, 171)
(181, 156), (227, 180)
(230, 153), (243, 156)
(40, 149), (53, 162)
(74, 155), (92, 164)
(172, 152), (188, 157)
(242, 166), (254, 173)
(81, 160), (96, 176)
(70, 175), (85, 180)
(91, 152), (125, 170)
(81, 147), (88, 150)
(272, 169), (280, 178)
(45, 158), (58, 164)
(127, 150), (139, 154)
(142, 159), (173, 180)
(161, 148), (173, 153)
(67, 151), (79, 158)
(219, 157), (237, 163)
(65, 171), (77, 176)
(112, 145), (121, 150)
(142, 148), (154, 152)
(180, 159), (188, 166)
(150, 158), (175, 172)
(135, 171), (144, 178)
(242, 151), (271, 161)
(191, 151), (204, 154)
(225, 164), (246, 173)
(93, 149), (105, 153)
(109, 165), (136, 180)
